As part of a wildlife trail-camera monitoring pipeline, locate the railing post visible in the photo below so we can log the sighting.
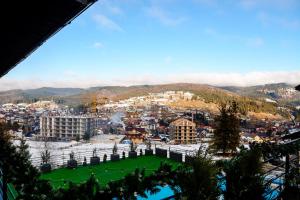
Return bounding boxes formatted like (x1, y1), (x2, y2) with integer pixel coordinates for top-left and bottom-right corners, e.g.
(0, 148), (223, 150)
(285, 154), (290, 188)
(2, 169), (7, 200)
(297, 151), (300, 177)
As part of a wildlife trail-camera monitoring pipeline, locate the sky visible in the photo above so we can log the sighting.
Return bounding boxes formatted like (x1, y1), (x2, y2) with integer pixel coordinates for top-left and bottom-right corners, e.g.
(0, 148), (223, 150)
(1, 0), (300, 90)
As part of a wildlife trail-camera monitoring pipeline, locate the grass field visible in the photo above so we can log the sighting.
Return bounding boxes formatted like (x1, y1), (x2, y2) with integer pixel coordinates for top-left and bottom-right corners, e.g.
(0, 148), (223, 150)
(40, 155), (181, 189)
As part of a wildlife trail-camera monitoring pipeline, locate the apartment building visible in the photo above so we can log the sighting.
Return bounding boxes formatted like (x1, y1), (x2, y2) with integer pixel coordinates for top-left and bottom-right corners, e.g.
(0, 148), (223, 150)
(40, 115), (98, 140)
(170, 118), (196, 144)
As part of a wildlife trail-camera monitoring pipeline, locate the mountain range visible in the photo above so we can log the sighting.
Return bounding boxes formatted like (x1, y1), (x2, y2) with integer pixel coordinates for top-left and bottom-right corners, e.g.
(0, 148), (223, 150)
(0, 83), (299, 108)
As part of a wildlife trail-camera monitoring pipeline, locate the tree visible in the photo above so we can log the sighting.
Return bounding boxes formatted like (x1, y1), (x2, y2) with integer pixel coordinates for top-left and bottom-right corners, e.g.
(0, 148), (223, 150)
(146, 139), (151, 150)
(115, 168), (147, 200)
(19, 135), (31, 160)
(83, 131), (90, 141)
(41, 149), (51, 167)
(73, 104), (88, 114)
(103, 154), (107, 162)
(211, 101), (240, 155)
(130, 142), (137, 152)
(222, 147), (265, 200)
(12, 121), (20, 132)
(53, 175), (103, 200)
(0, 122), (52, 200)
(113, 142), (118, 155)
(176, 156), (220, 200)
(40, 139), (52, 173)
(75, 134), (80, 142)
(294, 109), (300, 122)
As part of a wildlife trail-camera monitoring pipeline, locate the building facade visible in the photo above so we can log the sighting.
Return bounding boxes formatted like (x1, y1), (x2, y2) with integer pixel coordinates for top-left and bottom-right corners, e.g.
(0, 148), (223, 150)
(170, 118), (196, 144)
(40, 115), (98, 140)
(125, 127), (147, 144)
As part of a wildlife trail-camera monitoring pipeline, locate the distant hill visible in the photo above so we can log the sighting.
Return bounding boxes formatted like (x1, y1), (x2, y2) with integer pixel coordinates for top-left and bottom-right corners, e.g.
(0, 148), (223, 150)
(25, 87), (84, 97)
(66, 83), (236, 104)
(0, 83), (299, 119)
(0, 83), (297, 104)
(219, 83), (300, 106)
(0, 87), (84, 104)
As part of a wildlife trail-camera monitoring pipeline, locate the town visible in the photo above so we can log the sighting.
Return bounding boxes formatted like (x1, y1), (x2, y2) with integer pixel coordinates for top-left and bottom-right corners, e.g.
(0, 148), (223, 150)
(1, 0), (300, 199)
(1, 90), (299, 162)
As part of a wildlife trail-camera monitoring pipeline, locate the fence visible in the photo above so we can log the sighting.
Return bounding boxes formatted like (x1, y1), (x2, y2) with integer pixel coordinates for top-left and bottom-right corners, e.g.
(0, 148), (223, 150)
(30, 142), (299, 200)
(262, 155), (299, 200)
(30, 144), (198, 169)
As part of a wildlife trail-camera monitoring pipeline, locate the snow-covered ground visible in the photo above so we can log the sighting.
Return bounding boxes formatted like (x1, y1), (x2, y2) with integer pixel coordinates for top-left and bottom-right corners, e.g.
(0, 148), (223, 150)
(19, 135), (266, 170)
(19, 134), (204, 168)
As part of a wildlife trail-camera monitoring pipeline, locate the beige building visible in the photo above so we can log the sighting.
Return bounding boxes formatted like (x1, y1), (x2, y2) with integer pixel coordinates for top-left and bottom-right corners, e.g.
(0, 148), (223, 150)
(170, 118), (196, 144)
(40, 115), (98, 140)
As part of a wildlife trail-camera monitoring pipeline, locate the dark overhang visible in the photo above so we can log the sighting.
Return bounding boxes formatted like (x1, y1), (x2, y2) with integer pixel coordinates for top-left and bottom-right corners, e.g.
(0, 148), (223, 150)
(0, 0), (97, 78)
(296, 85), (300, 91)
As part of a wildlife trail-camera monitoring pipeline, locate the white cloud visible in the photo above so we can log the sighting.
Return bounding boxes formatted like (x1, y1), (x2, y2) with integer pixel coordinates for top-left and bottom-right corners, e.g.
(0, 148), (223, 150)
(146, 6), (187, 26)
(93, 42), (104, 48)
(92, 14), (123, 32)
(163, 71), (300, 87)
(1, 71), (300, 91)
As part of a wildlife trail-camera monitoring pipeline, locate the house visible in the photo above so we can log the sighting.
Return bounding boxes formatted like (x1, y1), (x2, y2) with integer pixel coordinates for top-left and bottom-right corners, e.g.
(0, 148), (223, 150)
(125, 127), (147, 144)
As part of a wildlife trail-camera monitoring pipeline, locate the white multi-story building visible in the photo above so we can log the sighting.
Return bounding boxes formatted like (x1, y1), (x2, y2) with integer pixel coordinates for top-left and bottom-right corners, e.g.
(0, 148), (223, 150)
(40, 115), (98, 140)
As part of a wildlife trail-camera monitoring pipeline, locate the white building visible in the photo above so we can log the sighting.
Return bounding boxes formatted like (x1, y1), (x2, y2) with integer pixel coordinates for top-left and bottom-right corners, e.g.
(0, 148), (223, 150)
(40, 115), (98, 140)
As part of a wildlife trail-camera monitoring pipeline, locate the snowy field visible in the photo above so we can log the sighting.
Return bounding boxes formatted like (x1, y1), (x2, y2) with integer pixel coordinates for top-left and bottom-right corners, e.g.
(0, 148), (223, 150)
(17, 134), (202, 168)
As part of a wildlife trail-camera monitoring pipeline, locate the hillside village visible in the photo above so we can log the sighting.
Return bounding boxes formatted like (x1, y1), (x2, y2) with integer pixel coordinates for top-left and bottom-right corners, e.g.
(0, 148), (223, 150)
(1, 90), (300, 153)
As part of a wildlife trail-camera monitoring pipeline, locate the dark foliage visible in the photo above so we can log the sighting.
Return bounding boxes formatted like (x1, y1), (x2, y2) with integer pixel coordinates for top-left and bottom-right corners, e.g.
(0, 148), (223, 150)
(67, 152), (77, 169)
(0, 122), (53, 200)
(176, 156), (220, 200)
(222, 147), (265, 200)
(83, 131), (90, 141)
(103, 154), (107, 163)
(211, 101), (241, 155)
(145, 149), (153, 156)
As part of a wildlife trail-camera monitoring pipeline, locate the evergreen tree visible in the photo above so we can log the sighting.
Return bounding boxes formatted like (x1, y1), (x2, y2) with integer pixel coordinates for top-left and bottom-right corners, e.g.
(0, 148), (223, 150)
(12, 121), (20, 132)
(18, 135), (31, 161)
(113, 142), (118, 155)
(177, 155), (220, 200)
(0, 122), (52, 200)
(211, 101), (241, 155)
(83, 131), (90, 141)
(75, 134), (80, 142)
(222, 147), (265, 200)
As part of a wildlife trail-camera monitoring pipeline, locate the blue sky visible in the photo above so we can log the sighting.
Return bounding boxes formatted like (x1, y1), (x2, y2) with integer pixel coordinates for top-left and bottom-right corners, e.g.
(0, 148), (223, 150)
(1, 0), (300, 90)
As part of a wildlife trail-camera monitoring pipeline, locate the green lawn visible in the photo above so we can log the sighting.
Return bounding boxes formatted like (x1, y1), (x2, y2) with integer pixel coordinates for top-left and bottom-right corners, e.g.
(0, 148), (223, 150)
(40, 156), (181, 189)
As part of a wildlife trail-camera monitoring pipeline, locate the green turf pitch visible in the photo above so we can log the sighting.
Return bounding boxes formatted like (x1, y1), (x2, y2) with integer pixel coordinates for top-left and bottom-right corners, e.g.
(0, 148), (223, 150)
(40, 155), (181, 189)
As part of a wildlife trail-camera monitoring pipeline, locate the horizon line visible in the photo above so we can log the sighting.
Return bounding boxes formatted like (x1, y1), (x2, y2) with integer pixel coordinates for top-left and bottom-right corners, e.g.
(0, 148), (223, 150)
(0, 82), (296, 92)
